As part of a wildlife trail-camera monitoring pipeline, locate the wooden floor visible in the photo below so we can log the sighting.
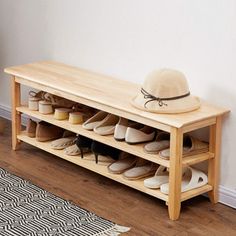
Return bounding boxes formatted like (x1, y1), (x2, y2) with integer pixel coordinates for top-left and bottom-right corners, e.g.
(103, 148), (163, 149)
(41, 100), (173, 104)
(0, 120), (235, 236)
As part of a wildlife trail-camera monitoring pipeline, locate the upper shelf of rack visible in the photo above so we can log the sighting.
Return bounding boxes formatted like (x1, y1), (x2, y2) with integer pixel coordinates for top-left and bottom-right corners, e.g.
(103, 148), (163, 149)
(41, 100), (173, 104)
(5, 61), (229, 129)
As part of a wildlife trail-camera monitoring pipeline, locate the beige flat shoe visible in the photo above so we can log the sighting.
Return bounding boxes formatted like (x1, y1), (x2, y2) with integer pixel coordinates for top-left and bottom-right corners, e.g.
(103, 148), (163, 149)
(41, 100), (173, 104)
(51, 136), (76, 150)
(123, 159), (157, 180)
(93, 114), (119, 135)
(125, 126), (156, 144)
(144, 132), (170, 154)
(114, 118), (142, 141)
(144, 166), (169, 189)
(159, 135), (209, 160)
(82, 111), (108, 130)
(107, 152), (137, 174)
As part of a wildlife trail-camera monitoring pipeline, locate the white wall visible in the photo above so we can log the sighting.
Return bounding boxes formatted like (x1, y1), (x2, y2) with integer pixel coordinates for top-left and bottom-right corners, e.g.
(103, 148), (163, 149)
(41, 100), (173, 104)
(0, 0), (235, 193)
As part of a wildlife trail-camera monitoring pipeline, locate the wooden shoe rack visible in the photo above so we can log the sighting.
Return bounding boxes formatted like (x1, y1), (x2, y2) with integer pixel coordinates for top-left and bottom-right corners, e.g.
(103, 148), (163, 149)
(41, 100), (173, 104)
(5, 61), (229, 220)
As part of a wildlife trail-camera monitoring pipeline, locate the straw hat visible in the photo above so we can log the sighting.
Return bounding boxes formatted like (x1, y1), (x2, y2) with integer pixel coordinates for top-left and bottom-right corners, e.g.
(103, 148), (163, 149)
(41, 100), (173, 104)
(131, 69), (201, 114)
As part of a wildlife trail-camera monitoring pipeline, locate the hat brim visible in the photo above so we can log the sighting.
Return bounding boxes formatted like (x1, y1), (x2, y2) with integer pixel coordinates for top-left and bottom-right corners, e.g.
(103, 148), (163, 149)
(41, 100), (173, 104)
(131, 93), (201, 114)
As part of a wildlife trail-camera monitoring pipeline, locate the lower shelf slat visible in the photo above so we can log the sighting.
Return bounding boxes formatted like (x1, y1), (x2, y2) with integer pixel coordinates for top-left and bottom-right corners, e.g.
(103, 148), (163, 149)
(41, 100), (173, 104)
(17, 133), (213, 203)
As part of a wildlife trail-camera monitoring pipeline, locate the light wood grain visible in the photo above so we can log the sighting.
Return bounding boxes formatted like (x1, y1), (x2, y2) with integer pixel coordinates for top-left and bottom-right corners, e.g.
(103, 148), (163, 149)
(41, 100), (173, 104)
(182, 117), (216, 133)
(208, 116), (222, 203)
(5, 61), (229, 129)
(17, 132), (168, 202)
(168, 127), (183, 220)
(181, 185), (213, 202)
(11, 77), (21, 150)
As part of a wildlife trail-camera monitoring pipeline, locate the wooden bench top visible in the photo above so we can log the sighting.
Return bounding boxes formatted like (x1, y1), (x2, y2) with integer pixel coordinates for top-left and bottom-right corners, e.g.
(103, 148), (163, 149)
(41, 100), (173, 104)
(5, 61), (230, 128)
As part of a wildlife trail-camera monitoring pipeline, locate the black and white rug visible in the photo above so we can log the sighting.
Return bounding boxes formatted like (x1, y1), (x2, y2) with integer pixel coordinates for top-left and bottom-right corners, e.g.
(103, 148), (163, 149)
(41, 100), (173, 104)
(0, 168), (130, 236)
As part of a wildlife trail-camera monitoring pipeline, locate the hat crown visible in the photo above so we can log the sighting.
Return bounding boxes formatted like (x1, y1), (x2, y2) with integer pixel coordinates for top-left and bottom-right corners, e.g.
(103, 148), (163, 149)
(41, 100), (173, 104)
(143, 69), (189, 98)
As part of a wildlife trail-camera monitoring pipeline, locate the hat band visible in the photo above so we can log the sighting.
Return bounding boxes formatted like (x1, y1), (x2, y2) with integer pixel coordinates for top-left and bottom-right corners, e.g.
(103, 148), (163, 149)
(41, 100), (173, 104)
(141, 88), (190, 108)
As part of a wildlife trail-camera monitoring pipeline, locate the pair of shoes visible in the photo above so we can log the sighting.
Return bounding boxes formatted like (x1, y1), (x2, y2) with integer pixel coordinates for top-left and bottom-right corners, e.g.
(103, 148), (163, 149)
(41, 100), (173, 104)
(144, 132), (170, 153)
(54, 104), (95, 122)
(114, 118), (156, 144)
(28, 91), (45, 111)
(76, 135), (120, 163)
(28, 90), (77, 114)
(144, 166), (208, 194)
(108, 156), (157, 180)
(159, 135), (209, 159)
(82, 111), (119, 135)
(26, 119), (64, 142)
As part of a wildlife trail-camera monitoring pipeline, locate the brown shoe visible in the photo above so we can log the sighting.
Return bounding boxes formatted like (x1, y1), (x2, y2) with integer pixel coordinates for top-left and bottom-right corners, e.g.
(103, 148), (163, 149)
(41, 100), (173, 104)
(26, 119), (37, 138)
(36, 121), (64, 142)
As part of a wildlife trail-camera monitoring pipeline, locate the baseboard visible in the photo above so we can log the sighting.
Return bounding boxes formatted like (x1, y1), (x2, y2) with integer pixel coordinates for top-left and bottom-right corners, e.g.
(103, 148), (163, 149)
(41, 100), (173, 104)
(219, 185), (236, 209)
(0, 104), (27, 126)
(0, 104), (236, 208)
(0, 104), (12, 121)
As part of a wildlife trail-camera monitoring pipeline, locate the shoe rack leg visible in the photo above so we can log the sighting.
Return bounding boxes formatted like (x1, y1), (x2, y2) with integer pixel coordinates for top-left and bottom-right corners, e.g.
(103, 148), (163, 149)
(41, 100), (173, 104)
(208, 116), (222, 203)
(168, 127), (183, 220)
(11, 76), (21, 150)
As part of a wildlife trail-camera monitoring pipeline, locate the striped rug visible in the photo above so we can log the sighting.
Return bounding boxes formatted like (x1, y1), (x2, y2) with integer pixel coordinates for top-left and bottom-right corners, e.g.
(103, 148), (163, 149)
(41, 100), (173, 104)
(0, 168), (130, 235)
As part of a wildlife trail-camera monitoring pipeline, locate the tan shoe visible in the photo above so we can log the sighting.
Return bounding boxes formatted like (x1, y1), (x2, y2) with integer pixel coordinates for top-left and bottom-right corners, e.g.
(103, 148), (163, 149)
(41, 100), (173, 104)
(26, 118), (37, 138)
(107, 152), (137, 174)
(82, 111), (108, 130)
(159, 135), (209, 160)
(93, 114), (119, 135)
(123, 159), (157, 180)
(144, 132), (170, 154)
(36, 121), (64, 142)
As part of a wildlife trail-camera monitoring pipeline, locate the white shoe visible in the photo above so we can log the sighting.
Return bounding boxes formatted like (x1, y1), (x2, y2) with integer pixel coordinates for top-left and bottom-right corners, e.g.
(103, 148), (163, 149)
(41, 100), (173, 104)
(160, 167), (208, 194)
(114, 118), (143, 141)
(144, 166), (169, 189)
(82, 111), (108, 130)
(93, 114), (119, 135)
(125, 126), (156, 144)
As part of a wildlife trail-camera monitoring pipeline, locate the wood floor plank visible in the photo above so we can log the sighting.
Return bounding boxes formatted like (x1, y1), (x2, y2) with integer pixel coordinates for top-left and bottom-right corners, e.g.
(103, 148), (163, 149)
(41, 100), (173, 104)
(0, 120), (235, 235)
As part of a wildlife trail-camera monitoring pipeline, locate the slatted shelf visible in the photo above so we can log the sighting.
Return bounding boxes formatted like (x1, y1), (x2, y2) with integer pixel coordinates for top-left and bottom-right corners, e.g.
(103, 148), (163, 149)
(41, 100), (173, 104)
(17, 106), (214, 168)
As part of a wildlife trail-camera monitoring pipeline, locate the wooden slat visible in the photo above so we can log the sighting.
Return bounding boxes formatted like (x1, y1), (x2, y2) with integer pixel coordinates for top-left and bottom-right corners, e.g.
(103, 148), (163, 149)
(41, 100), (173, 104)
(181, 185), (213, 202)
(17, 133), (168, 202)
(5, 61), (230, 128)
(182, 152), (214, 166)
(182, 117), (216, 133)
